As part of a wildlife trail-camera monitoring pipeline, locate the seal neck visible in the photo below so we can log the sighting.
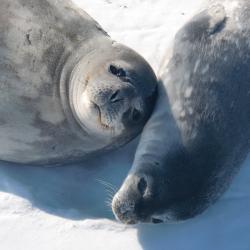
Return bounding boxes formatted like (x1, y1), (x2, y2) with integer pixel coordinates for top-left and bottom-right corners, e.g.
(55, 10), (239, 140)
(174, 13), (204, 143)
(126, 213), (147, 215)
(131, 81), (183, 173)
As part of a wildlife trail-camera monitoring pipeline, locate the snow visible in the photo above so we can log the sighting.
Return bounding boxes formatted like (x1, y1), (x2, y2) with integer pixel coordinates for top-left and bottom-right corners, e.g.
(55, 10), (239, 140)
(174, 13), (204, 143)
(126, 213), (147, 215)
(0, 0), (250, 249)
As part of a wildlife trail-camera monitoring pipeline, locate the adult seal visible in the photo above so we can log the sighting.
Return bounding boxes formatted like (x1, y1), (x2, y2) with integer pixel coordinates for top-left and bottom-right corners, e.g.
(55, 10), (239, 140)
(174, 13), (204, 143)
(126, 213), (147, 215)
(112, 0), (250, 224)
(0, 0), (157, 165)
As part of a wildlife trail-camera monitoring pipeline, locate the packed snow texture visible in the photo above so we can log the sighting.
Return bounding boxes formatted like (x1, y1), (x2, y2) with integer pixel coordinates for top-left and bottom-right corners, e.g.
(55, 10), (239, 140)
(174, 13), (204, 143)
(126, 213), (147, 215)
(0, 0), (250, 249)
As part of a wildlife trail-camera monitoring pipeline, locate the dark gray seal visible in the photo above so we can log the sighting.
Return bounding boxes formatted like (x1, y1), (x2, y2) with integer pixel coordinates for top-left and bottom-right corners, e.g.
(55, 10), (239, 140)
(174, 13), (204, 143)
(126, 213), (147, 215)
(0, 0), (157, 165)
(112, 1), (250, 224)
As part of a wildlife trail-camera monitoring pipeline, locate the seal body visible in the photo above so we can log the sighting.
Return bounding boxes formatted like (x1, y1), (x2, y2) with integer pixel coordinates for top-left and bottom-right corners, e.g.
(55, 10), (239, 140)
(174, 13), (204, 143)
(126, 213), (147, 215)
(112, 0), (250, 224)
(0, 0), (157, 165)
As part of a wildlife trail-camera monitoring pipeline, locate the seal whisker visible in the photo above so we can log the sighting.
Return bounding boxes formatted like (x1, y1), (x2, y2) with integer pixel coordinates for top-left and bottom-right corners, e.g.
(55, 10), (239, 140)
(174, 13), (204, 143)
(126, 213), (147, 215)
(96, 178), (118, 193)
(105, 198), (113, 210)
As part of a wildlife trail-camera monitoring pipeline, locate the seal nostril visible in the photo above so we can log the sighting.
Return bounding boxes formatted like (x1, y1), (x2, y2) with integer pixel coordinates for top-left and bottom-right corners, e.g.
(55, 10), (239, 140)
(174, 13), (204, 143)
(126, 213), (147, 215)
(138, 177), (147, 196)
(131, 108), (142, 122)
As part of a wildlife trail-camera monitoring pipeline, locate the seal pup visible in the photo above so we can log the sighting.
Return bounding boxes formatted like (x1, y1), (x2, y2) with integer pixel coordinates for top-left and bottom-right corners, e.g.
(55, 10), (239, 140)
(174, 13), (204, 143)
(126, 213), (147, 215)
(0, 0), (157, 165)
(112, 0), (250, 224)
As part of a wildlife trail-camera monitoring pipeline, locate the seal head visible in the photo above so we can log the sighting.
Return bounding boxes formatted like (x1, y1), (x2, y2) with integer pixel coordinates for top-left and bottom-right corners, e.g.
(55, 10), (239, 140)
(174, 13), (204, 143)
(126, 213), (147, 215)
(66, 41), (158, 149)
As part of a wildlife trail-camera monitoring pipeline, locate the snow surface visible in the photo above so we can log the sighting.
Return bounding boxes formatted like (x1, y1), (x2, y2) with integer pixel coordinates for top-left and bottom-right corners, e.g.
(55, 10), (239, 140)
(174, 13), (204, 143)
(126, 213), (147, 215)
(1, 0), (250, 249)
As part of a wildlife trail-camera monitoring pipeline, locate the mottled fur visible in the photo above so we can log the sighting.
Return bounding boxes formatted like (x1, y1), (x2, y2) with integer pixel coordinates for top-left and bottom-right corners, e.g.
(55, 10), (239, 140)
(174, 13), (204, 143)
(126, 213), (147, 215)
(0, 0), (157, 165)
(113, 1), (250, 224)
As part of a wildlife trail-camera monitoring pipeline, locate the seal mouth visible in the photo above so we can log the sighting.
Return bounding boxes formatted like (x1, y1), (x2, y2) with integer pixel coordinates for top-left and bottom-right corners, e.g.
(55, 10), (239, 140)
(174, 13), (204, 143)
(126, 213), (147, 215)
(91, 101), (112, 130)
(151, 217), (164, 224)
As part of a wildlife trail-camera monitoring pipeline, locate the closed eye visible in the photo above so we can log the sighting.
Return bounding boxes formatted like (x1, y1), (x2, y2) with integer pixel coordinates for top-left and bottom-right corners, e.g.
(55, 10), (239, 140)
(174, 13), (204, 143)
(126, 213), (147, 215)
(109, 65), (126, 78)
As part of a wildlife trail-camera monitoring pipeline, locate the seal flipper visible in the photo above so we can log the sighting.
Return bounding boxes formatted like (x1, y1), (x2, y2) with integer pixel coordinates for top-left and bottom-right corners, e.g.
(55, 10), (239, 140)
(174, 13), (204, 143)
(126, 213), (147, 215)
(207, 4), (227, 35)
(175, 4), (227, 42)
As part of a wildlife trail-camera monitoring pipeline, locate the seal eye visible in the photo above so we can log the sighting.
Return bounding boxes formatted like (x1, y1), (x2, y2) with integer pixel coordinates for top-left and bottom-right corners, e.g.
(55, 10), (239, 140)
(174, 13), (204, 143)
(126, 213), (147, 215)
(109, 65), (126, 77)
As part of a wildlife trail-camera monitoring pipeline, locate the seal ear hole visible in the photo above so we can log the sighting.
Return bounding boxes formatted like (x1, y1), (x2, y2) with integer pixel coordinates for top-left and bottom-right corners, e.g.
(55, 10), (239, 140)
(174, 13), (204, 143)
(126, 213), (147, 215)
(138, 177), (147, 196)
(109, 65), (126, 77)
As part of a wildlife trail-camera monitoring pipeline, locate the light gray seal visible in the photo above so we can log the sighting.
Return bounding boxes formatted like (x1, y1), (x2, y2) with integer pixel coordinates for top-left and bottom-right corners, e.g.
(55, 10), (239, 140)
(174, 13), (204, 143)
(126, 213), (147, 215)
(112, 0), (250, 224)
(0, 0), (157, 165)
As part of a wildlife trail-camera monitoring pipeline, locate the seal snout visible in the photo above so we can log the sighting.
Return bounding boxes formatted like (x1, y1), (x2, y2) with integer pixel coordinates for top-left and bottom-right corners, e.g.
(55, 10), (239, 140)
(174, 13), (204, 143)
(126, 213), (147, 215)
(95, 84), (143, 128)
(112, 174), (152, 224)
(112, 196), (138, 225)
